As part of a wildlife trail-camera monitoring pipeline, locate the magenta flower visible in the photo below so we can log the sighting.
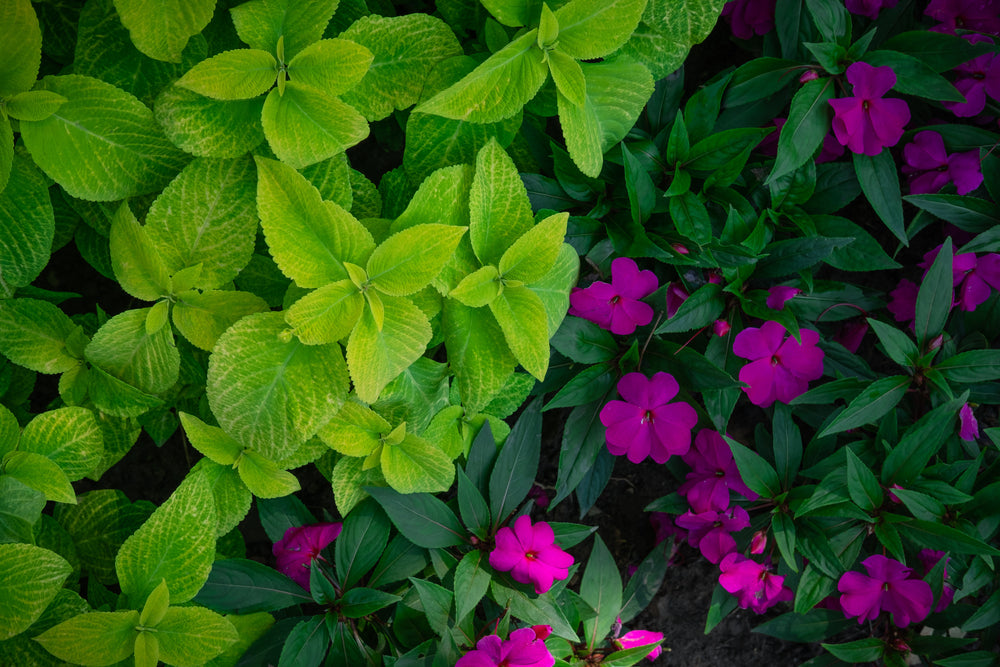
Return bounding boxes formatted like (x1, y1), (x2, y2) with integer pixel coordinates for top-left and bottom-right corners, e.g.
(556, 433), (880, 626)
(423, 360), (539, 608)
(838, 555), (933, 627)
(615, 630), (664, 661)
(273, 522), (342, 589)
(829, 62), (911, 156)
(943, 36), (1000, 116)
(719, 553), (794, 614)
(921, 245), (1000, 312)
(733, 321), (825, 407)
(902, 131), (984, 195)
(750, 530), (767, 555)
(456, 627), (555, 667)
(600, 372), (698, 464)
(960, 403), (979, 441)
(918, 549), (956, 612)
(569, 257), (658, 335)
(665, 282), (689, 318)
(679, 430), (758, 513)
(888, 279), (919, 325)
(925, 0), (1000, 35)
(489, 515), (574, 594)
(713, 319), (732, 337)
(845, 0), (899, 18)
(766, 285), (801, 310)
(721, 0), (776, 39)
(675, 505), (750, 564)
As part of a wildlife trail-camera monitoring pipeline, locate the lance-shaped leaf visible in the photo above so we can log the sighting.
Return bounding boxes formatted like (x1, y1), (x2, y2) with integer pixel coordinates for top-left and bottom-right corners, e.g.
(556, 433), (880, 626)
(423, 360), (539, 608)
(499, 212), (568, 284)
(381, 432), (456, 494)
(175, 49), (277, 100)
(364, 486), (466, 549)
(238, 450), (301, 499)
(286, 280), (364, 344)
(256, 156), (375, 287)
(156, 606), (239, 666)
(286, 38), (373, 98)
(0, 0), (42, 98)
(416, 29), (548, 124)
(767, 77), (836, 183)
(0, 155), (55, 296)
(172, 289), (270, 351)
(548, 50), (586, 108)
(489, 285), (551, 380)
(112, 0), (215, 63)
(197, 459), (252, 536)
(554, 0), (647, 60)
(443, 300), (517, 413)
(20, 75), (189, 201)
(0, 298), (82, 374)
(367, 224), (468, 296)
(346, 294), (432, 403)
(2, 451), (76, 504)
(580, 535), (623, 650)
(3, 90), (67, 121)
(154, 85), (266, 158)
(85, 308), (180, 396)
(115, 469), (216, 607)
(229, 0), (339, 61)
(261, 82), (369, 169)
(0, 543), (72, 640)
(32, 610), (139, 665)
(317, 398), (391, 457)
(915, 237), (953, 347)
(207, 312), (349, 461)
(110, 204), (171, 302)
(470, 139), (536, 266)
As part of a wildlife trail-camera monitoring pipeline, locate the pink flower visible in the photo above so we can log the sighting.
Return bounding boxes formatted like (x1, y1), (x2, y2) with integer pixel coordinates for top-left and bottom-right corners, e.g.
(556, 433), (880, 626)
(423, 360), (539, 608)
(750, 530), (767, 555)
(960, 403), (979, 441)
(600, 372), (698, 464)
(902, 131), (984, 195)
(615, 630), (664, 661)
(713, 319), (732, 337)
(838, 555), (933, 627)
(846, 0), (899, 18)
(569, 257), (658, 335)
(665, 282), (690, 318)
(675, 505), (750, 564)
(766, 285), (801, 310)
(835, 318), (869, 353)
(828, 62), (911, 156)
(679, 430), (758, 513)
(888, 279), (919, 325)
(733, 321), (825, 407)
(918, 549), (955, 612)
(922, 246), (1000, 312)
(719, 553), (794, 614)
(721, 0), (776, 39)
(456, 627), (555, 667)
(925, 0), (1000, 35)
(942, 36), (1000, 117)
(489, 516), (574, 594)
(273, 523), (342, 589)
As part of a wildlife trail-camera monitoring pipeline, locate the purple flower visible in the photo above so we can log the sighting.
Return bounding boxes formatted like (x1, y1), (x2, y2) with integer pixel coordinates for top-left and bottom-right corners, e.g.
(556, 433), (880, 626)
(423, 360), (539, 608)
(675, 505), (750, 564)
(615, 630), (664, 661)
(456, 627), (555, 667)
(846, 0), (899, 18)
(665, 282), (690, 319)
(902, 131), (984, 195)
(721, 0), (776, 39)
(943, 36), (1000, 117)
(829, 62), (911, 156)
(273, 523), (342, 589)
(679, 430), (758, 513)
(489, 516), (574, 594)
(569, 257), (658, 335)
(835, 318), (869, 353)
(960, 403), (979, 440)
(600, 372), (698, 464)
(925, 0), (1000, 35)
(918, 549), (956, 612)
(719, 553), (794, 614)
(922, 245), (1000, 312)
(733, 321), (825, 407)
(888, 279), (919, 325)
(838, 555), (933, 627)
(766, 285), (801, 310)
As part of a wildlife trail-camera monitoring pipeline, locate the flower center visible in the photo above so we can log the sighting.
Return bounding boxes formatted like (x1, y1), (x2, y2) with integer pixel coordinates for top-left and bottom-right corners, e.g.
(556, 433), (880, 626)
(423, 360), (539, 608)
(525, 551), (538, 560)
(863, 100), (870, 111)
(641, 409), (654, 424)
(609, 295), (621, 305)
(973, 72), (985, 80)
(771, 355), (780, 366)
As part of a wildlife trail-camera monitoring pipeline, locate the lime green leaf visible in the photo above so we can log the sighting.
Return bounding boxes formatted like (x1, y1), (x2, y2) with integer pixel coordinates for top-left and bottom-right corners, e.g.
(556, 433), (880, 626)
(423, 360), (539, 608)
(156, 606), (239, 666)
(110, 204), (171, 301)
(238, 450), (300, 499)
(116, 469), (216, 607)
(87, 366), (165, 419)
(140, 579), (170, 627)
(3, 90), (67, 121)
(317, 398), (390, 457)
(154, 85), (266, 158)
(145, 300), (170, 335)
(489, 285), (550, 380)
(207, 311), (349, 460)
(85, 308), (180, 395)
(340, 14), (463, 121)
(176, 49), (277, 100)
(2, 451), (77, 504)
(261, 82), (369, 169)
(178, 412), (243, 466)
(195, 459), (252, 537)
(229, 0), (339, 61)
(620, 0), (726, 80)
(548, 50), (585, 107)
(450, 265), (502, 307)
(499, 212), (568, 283)
(113, 0), (217, 63)
(0, 405), (17, 457)
(0, 155), (55, 297)
(481, 0), (539, 27)
(528, 243), (579, 335)
(333, 455), (384, 516)
(416, 29), (548, 124)
(33, 610), (139, 665)
(367, 224), (468, 296)
(381, 432), (456, 494)
(0, 477), (45, 545)
(301, 153), (353, 210)
(0, 0), (42, 97)
(0, 298), (82, 374)
(392, 164), (474, 233)
(134, 631), (158, 667)
(286, 38), (373, 98)
(0, 543), (72, 641)
(256, 156), (375, 287)
(347, 294), (432, 403)
(470, 139), (536, 266)
(19, 407), (103, 481)
(172, 289), (270, 351)
(443, 300), (517, 413)
(286, 280), (364, 344)
(20, 75), (189, 201)
(555, 0), (646, 60)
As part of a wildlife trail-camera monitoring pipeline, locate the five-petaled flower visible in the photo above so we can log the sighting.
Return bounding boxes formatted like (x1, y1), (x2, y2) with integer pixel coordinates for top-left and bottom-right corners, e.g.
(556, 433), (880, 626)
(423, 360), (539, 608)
(733, 321), (825, 407)
(273, 522), (342, 590)
(679, 430), (758, 513)
(615, 629), (665, 662)
(456, 626), (555, 667)
(600, 372), (698, 464)
(925, 0), (1000, 35)
(568, 257), (658, 335)
(829, 62), (911, 156)
(943, 35), (1000, 117)
(719, 553), (794, 614)
(838, 554), (933, 627)
(489, 515), (574, 595)
(902, 130), (984, 195)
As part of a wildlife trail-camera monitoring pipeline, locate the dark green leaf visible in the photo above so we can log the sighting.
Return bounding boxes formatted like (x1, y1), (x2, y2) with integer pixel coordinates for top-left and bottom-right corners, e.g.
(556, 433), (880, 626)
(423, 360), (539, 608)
(822, 638), (884, 662)
(277, 616), (327, 667)
(655, 283), (724, 334)
(937, 350), (1000, 384)
(883, 394), (965, 485)
(364, 487), (466, 549)
(915, 237), (953, 348)
(864, 50), (964, 101)
(853, 151), (906, 245)
(457, 468), (491, 539)
(335, 498), (390, 590)
(338, 587), (401, 618)
(754, 609), (853, 642)
(726, 436), (780, 498)
(489, 398), (541, 526)
(817, 375), (910, 438)
(845, 448), (883, 512)
(904, 194), (1000, 234)
(550, 317), (618, 364)
(193, 559), (312, 614)
(767, 77), (836, 182)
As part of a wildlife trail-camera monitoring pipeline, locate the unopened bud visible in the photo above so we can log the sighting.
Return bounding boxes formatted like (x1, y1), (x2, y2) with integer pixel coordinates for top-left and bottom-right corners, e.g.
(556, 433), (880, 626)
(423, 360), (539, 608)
(750, 530), (767, 555)
(799, 69), (819, 83)
(671, 243), (690, 255)
(713, 319), (731, 337)
(929, 334), (944, 351)
(531, 625), (552, 640)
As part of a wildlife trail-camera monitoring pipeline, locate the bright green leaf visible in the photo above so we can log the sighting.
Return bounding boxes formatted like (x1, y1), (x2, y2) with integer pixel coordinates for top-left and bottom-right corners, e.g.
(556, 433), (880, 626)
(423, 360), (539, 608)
(0, 0), (42, 97)
(470, 139), (536, 266)
(238, 450), (301, 499)
(229, 0), (338, 61)
(450, 265), (502, 308)
(3, 90), (67, 121)
(113, 0), (216, 63)
(499, 212), (569, 284)
(489, 285), (551, 380)
(554, 0), (646, 60)
(0, 155), (55, 297)
(0, 298), (82, 374)
(109, 203), (171, 301)
(154, 85), (266, 158)
(32, 610), (139, 665)
(367, 224), (468, 296)
(85, 307), (180, 395)
(286, 38), (372, 98)
(0, 543), (72, 641)
(178, 412), (243, 466)
(286, 280), (364, 344)
(171, 289), (270, 351)
(381, 432), (456, 494)
(2, 451), (77, 504)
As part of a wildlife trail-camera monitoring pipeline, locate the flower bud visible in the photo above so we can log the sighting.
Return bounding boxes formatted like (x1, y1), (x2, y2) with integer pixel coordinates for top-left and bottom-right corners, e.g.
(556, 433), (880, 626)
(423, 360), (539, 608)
(531, 625), (552, 640)
(750, 530), (767, 555)
(713, 319), (732, 337)
(671, 243), (690, 255)
(799, 69), (819, 83)
(929, 333), (944, 351)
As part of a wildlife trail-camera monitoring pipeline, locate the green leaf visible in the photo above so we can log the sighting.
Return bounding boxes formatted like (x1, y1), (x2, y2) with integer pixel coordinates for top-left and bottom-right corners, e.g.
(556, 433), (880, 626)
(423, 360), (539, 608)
(580, 535), (623, 650)
(844, 449), (883, 512)
(0, 405), (17, 457)
(548, 50), (586, 108)
(282, 38), (371, 101)
(109, 203), (171, 301)
(898, 519), (1000, 557)
(229, 0), (339, 61)
(915, 237), (952, 348)
(156, 606), (239, 665)
(0, 0), (42, 97)
(450, 265), (503, 307)
(381, 432), (456, 494)
(489, 285), (551, 380)
(193, 558), (312, 613)
(154, 85), (266, 158)
(0, 115), (11, 196)
(619, 0), (727, 80)
(286, 281), (364, 345)
(655, 282), (724, 333)
(416, 29), (548, 123)
(278, 616), (327, 667)
(338, 587), (401, 618)
(176, 48), (277, 100)
(499, 212), (568, 284)
(409, 578), (453, 634)
(767, 77), (835, 183)
(172, 289), (269, 351)
(0, 155), (55, 297)
(238, 450), (301, 499)
(3, 90), (67, 121)
(866, 318), (917, 367)
(112, 0), (215, 63)
(490, 399), (541, 526)
(754, 608), (853, 642)
(0, 543), (72, 641)
(318, 398), (390, 457)
(0, 477), (45, 544)
(814, 214), (902, 271)
(0, 298), (82, 374)
(340, 14), (462, 121)
(197, 459), (252, 536)
(85, 307), (179, 395)
(822, 638), (885, 663)
(754, 236), (852, 279)
(443, 301), (517, 413)
(20, 75), (189, 201)
(904, 194), (1000, 233)
(864, 50), (964, 102)
(207, 311), (348, 460)
(2, 451), (76, 504)
(554, 0), (646, 60)
(470, 139), (536, 266)
(367, 224), (468, 296)
(817, 375), (910, 438)
(490, 580), (579, 641)
(882, 394), (965, 485)
(334, 498), (390, 589)
(726, 435), (780, 498)
(937, 350), (1000, 384)
(455, 550), (492, 622)
(140, 579), (170, 627)
(853, 151), (907, 246)
(115, 469), (216, 607)
(364, 486), (467, 549)
(33, 610), (139, 665)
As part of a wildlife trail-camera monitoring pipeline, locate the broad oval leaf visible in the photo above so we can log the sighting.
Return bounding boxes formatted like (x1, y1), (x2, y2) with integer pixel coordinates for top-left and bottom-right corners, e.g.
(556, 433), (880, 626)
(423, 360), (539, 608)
(286, 38), (372, 98)
(367, 224), (468, 296)
(0, 298), (81, 374)
(489, 285), (550, 380)
(113, 0), (216, 63)
(381, 432), (456, 494)
(175, 48), (277, 100)
(154, 85), (266, 158)
(2, 451), (77, 504)
(156, 606), (240, 666)
(364, 486), (466, 549)
(32, 610), (140, 666)
(554, 0), (647, 60)
(85, 307), (180, 395)
(286, 280), (364, 345)
(237, 450), (301, 499)
(499, 212), (569, 284)
(109, 203), (171, 301)
(0, 0), (41, 97)
(171, 289), (270, 351)
(469, 139), (535, 266)
(0, 543), (72, 641)
(0, 155), (55, 296)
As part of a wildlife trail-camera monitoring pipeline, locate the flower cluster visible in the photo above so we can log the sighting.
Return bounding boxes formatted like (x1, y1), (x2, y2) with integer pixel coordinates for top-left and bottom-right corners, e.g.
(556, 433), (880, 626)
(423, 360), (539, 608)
(902, 131), (983, 195)
(719, 553), (794, 614)
(489, 515), (574, 594)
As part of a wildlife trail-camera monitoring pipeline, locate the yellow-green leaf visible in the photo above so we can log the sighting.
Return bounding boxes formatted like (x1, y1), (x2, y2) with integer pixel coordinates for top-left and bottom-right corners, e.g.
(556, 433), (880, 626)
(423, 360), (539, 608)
(346, 295), (431, 403)
(499, 212), (568, 283)
(489, 285), (550, 380)
(381, 432), (455, 494)
(237, 450), (301, 499)
(317, 398), (391, 457)
(32, 610), (139, 665)
(176, 48), (277, 100)
(286, 280), (364, 345)
(0, 543), (72, 641)
(367, 224), (468, 296)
